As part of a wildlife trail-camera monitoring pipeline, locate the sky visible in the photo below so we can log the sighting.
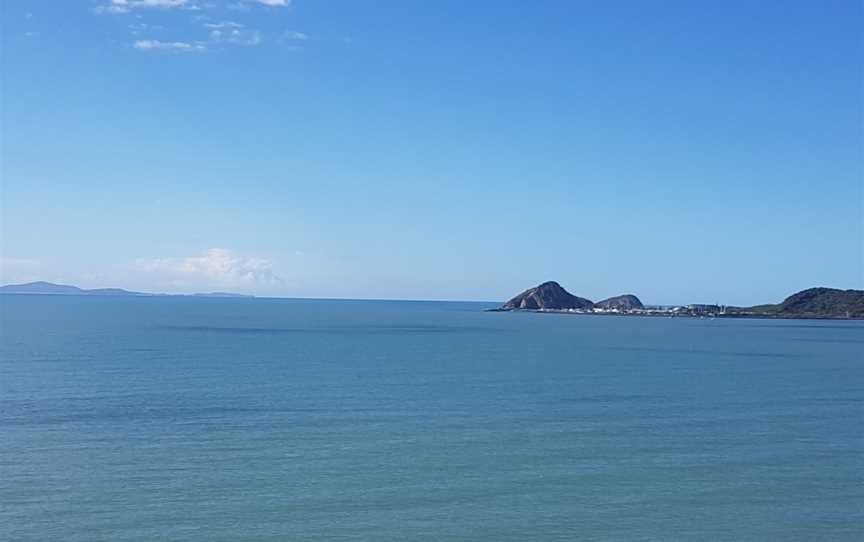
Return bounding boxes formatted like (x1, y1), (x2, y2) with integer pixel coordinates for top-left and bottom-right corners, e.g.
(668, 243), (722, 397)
(1, 0), (862, 305)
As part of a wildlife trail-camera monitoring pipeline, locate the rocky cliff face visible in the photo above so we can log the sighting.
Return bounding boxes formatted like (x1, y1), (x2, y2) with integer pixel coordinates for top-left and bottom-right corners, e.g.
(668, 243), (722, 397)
(501, 281), (594, 310)
(594, 294), (644, 310)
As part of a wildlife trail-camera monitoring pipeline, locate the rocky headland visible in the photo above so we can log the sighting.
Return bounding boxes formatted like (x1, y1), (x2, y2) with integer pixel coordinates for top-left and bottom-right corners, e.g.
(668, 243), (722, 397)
(492, 281), (863, 320)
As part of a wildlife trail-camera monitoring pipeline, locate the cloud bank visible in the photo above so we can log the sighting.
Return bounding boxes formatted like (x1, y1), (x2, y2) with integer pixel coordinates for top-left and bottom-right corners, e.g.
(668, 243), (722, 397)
(136, 248), (282, 288)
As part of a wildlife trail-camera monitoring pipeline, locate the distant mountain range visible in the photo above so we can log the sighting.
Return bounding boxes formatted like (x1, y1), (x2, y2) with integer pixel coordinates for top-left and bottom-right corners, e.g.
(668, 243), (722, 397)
(0, 281), (253, 298)
(495, 281), (864, 319)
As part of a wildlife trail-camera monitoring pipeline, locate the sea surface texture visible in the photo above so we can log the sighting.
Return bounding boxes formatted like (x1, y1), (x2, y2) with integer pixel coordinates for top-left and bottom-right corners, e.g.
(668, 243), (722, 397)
(1, 296), (862, 541)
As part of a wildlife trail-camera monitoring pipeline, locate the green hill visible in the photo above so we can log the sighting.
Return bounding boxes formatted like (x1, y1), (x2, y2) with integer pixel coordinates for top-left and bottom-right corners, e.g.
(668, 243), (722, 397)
(744, 288), (864, 318)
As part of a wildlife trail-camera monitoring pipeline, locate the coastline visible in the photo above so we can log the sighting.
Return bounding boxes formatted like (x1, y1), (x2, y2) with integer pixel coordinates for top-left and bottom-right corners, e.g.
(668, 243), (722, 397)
(486, 308), (864, 321)
(496, 282), (864, 321)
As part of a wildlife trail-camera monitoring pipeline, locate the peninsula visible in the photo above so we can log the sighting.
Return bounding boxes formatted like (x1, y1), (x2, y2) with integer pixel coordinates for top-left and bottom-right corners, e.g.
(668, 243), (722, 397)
(0, 281), (253, 298)
(492, 281), (864, 320)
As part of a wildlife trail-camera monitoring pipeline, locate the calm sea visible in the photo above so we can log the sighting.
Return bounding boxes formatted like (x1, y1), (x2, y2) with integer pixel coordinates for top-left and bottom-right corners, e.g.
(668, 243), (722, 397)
(1, 295), (862, 541)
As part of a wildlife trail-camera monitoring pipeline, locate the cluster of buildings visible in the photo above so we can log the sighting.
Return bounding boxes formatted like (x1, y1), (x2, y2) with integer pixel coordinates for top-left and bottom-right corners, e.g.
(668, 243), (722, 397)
(537, 304), (728, 317)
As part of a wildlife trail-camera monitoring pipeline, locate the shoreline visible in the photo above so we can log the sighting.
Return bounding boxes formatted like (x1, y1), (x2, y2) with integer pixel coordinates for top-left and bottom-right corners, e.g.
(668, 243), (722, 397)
(485, 308), (864, 321)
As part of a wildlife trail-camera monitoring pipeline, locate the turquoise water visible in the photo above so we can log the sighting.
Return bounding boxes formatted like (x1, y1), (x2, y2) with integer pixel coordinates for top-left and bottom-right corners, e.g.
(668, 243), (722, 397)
(1, 295), (862, 541)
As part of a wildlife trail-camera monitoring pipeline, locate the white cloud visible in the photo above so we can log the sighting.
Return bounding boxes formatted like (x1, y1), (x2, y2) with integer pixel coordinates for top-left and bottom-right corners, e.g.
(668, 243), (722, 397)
(129, 22), (163, 30)
(135, 248), (282, 286)
(203, 21), (244, 29)
(94, 0), (302, 53)
(202, 21), (261, 46)
(131, 0), (188, 6)
(282, 30), (308, 41)
(227, 0), (290, 10)
(208, 27), (261, 46)
(96, 0), (193, 14)
(134, 39), (206, 52)
(128, 21), (164, 35)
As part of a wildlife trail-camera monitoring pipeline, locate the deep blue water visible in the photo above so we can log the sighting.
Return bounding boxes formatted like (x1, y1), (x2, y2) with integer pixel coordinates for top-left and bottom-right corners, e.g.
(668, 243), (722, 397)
(1, 295), (862, 541)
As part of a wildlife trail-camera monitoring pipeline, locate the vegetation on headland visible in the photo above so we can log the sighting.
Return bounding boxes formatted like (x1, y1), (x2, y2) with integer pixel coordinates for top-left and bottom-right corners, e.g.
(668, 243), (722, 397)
(728, 287), (864, 319)
(493, 282), (864, 319)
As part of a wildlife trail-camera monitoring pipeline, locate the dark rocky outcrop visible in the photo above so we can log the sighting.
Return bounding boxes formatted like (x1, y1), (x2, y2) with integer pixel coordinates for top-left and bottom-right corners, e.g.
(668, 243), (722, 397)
(500, 281), (594, 310)
(595, 294), (644, 311)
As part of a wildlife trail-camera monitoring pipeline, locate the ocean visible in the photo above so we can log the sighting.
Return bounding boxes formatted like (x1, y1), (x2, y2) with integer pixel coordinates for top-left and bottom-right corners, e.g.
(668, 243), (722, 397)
(1, 295), (862, 541)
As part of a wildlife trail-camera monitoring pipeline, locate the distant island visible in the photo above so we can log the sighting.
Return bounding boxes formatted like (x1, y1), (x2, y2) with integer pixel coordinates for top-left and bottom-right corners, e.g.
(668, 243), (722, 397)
(0, 281), (253, 298)
(492, 281), (864, 320)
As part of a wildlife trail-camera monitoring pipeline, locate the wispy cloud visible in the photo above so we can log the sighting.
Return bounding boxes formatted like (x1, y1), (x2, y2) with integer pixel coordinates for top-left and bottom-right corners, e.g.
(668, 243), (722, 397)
(97, 0), (195, 13)
(134, 39), (206, 52)
(227, 0), (291, 10)
(128, 21), (164, 35)
(209, 28), (262, 46)
(201, 20), (262, 46)
(203, 21), (245, 29)
(93, 0), (304, 53)
(282, 30), (308, 41)
(251, 0), (291, 6)
(135, 248), (282, 286)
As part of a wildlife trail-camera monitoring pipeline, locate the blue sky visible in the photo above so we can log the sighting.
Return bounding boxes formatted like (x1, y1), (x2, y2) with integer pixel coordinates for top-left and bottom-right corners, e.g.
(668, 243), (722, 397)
(1, 0), (862, 304)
